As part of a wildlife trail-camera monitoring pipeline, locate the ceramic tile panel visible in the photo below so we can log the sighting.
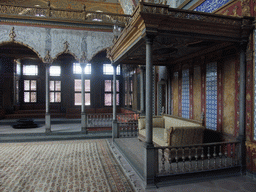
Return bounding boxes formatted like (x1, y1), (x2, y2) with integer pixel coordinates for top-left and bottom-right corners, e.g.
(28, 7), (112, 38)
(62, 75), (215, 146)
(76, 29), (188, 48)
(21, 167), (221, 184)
(182, 69), (190, 119)
(194, 0), (231, 13)
(206, 62), (217, 130)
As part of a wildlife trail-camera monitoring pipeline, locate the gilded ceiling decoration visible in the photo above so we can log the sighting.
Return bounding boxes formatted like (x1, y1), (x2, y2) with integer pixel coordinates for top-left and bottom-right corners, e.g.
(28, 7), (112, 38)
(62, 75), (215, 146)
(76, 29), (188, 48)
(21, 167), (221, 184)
(0, 0), (124, 14)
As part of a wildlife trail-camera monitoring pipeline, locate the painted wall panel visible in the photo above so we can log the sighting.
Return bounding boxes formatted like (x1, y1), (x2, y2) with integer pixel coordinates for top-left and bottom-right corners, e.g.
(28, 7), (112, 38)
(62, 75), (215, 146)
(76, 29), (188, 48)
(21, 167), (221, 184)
(173, 72), (179, 116)
(223, 58), (235, 135)
(193, 65), (201, 121)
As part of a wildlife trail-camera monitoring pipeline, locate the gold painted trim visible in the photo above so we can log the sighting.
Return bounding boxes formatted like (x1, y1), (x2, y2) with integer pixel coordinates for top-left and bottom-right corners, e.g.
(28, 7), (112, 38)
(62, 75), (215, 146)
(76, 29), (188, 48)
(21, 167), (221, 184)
(178, 0), (192, 9)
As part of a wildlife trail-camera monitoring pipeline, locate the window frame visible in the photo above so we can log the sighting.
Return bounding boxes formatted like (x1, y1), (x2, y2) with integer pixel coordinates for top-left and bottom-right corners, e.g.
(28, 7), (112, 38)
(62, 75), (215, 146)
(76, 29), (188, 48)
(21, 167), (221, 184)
(104, 79), (120, 106)
(74, 79), (91, 106)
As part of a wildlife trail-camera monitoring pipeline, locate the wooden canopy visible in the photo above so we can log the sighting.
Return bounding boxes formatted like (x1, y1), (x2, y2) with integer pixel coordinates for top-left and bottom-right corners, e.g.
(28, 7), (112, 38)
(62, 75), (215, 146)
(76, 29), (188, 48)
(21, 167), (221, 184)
(108, 2), (254, 66)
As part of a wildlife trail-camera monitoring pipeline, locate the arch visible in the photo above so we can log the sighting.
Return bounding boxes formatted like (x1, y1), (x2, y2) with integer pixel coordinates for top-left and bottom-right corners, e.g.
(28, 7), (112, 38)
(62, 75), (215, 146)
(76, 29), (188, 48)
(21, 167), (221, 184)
(0, 41), (42, 61)
(53, 50), (79, 63)
(89, 48), (111, 63)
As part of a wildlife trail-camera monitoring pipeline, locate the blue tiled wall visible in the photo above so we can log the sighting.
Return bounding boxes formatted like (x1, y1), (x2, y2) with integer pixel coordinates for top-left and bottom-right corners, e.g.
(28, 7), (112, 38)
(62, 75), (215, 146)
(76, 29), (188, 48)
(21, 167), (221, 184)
(182, 69), (190, 119)
(206, 62), (217, 130)
(194, 0), (231, 13)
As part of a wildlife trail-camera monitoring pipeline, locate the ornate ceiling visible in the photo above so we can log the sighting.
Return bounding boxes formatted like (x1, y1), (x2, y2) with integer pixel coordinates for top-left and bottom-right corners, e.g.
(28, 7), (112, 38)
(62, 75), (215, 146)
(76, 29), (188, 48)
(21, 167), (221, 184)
(0, 0), (124, 14)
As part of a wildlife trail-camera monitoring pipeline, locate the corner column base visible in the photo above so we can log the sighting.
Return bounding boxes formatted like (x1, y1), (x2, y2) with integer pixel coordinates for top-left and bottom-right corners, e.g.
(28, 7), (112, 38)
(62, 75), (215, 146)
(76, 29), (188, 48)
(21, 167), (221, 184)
(81, 113), (88, 134)
(112, 120), (119, 139)
(45, 113), (51, 133)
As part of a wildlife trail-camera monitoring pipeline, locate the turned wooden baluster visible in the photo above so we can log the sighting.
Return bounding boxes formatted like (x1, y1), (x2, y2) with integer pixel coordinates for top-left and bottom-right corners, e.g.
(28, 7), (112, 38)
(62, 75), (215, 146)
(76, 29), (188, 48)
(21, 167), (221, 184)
(182, 148), (185, 172)
(219, 145), (222, 168)
(195, 147), (198, 171)
(224, 145), (228, 167)
(207, 147), (211, 170)
(161, 148), (166, 174)
(201, 147), (205, 170)
(168, 149), (173, 174)
(188, 147), (192, 172)
(230, 143), (234, 166)
(213, 146), (217, 169)
(175, 148), (179, 173)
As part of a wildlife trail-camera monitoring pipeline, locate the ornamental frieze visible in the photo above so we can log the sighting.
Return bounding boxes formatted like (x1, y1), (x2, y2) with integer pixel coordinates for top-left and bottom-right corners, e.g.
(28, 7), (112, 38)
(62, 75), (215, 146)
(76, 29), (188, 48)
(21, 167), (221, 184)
(0, 24), (114, 63)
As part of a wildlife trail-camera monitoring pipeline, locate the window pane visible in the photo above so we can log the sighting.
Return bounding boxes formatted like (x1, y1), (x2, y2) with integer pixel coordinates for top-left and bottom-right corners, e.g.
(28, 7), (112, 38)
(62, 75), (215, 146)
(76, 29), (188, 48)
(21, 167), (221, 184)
(31, 80), (37, 91)
(55, 92), (61, 102)
(50, 92), (55, 102)
(24, 80), (30, 91)
(16, 63), (21, 75)
(103, 64), (113, 75)
(55, 81), (61, 91)
(103, 64), (120, 75)
(74, 93), (81, 105)
(23, 65), (38, 76)
(49, 81), (54, 91)
(105, 80), (111, 92)
(24, 92), (30, 102)
(74, 79), (81, 92)
(31, 92), (37, 102)
(104, 93), (112, 106)
(116, 80), (119, 92)
(85, 80), (90, 92)
(85, 93), (90, 106)
(116, 93), (119, 105)
(73, 63), (91, 74)
(125, 93), (127, 106)
(50, 66), (61, 76)
(84, 64), (91, 74)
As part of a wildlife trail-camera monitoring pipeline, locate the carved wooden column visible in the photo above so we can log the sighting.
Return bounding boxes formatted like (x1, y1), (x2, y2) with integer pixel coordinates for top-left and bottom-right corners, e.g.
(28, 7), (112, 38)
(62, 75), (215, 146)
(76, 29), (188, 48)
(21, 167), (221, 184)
(112, 63), (119, 139)
(140, 66), (145, 116)
(238, 42), (247, 174)
(44, 51), (52, 133)
(145, 35), (154, 147)
(80, 62), (88, 133)
(144, 34), (156, 188)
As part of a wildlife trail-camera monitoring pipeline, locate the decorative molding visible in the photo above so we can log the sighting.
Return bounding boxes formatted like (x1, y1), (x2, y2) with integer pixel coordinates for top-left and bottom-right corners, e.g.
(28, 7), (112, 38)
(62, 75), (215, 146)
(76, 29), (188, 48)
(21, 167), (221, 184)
(43, 50), (53, 64)
(80, 52), (87, 63)
(9, 27), (16, 41)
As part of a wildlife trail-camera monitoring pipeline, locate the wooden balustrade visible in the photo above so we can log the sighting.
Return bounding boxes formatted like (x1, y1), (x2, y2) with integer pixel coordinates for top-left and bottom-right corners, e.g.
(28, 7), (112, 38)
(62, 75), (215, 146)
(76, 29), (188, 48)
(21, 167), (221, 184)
(155, 141), (241, 176)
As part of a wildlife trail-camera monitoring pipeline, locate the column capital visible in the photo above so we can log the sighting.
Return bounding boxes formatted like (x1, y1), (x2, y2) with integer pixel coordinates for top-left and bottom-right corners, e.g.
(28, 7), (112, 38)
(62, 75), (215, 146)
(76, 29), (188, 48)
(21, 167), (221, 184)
(111, 63), (118, 68)
(80, 63), (87, 68)
(80, 51), (87, 64)
(144, 34), (156, 45)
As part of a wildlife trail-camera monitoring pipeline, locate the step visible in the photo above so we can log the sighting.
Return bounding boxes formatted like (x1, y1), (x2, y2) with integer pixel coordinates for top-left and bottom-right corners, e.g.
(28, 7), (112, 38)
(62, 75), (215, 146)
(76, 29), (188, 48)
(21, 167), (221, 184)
(0, 131), (112, 143)
(5, 113), (66, 119)
(14, 110), (60, 114)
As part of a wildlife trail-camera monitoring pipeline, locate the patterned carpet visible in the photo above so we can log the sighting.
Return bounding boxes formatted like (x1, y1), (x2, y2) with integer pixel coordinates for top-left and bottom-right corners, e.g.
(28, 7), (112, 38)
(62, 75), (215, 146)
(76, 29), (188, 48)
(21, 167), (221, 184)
(0, 139), (135, 192)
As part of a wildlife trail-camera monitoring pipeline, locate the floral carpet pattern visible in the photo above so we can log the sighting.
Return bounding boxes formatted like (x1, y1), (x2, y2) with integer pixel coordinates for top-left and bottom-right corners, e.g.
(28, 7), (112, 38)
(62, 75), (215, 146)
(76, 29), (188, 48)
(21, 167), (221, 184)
(0, 139), (134, 192)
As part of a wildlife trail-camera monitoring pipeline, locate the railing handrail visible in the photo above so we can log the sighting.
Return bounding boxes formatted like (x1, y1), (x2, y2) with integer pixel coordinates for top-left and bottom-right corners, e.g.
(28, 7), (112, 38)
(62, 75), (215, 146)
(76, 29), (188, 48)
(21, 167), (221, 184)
(0, 3), (131, 27)
(155, 140), (240, 150)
